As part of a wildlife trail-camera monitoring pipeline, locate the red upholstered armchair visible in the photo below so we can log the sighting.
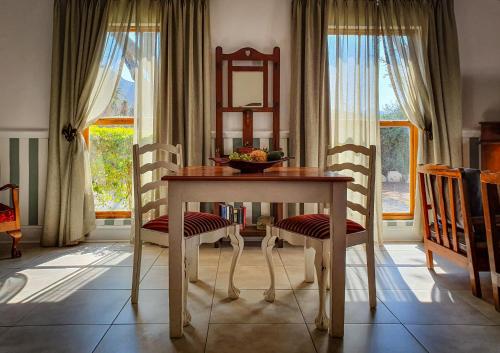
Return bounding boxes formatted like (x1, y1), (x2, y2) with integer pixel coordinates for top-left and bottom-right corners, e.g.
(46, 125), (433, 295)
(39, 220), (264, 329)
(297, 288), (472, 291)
(0, 184), (22, 258)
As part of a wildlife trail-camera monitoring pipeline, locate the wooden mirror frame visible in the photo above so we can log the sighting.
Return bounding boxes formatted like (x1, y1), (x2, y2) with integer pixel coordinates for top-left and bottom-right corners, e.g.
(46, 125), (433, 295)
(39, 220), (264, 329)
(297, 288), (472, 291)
(215, 46), (280, 155)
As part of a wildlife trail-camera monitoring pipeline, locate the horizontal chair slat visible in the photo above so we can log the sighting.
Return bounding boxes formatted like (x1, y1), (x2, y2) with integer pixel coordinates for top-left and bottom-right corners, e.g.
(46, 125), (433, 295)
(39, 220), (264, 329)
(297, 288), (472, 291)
(138, 143), (179, 155)
(348, 182), (368, 196)
(326, 163), (370, 176)
(142, 197), (168, 214)
(140, 161), (179, 174)
(347, 201), (368, 216)
(328, 144), (371, 156)
(141, 180), (166, 193)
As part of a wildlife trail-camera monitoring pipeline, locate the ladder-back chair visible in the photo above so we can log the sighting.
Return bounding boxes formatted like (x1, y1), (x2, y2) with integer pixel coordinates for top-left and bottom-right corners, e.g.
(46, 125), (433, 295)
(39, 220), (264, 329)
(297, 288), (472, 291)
(132, 143), (244, 324)
(262, 144), (376, 330)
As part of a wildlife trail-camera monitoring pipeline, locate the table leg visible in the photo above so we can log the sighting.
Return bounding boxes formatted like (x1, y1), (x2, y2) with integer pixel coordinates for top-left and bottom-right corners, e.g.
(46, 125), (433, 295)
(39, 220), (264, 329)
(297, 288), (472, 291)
(169, 184), (185, 338)
(329, 182), (347, 337)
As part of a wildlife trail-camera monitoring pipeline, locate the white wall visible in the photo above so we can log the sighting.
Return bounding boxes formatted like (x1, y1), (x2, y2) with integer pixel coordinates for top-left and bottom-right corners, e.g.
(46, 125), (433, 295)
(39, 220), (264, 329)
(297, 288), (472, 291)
(210, 0), (291, 132)
(0, 0), (53, 130)
(455, 0), (500, 130)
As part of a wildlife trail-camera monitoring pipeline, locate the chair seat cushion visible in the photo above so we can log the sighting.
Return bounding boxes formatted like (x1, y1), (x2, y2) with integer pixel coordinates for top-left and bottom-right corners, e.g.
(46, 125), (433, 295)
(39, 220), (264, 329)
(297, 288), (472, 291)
(0, 203), (15, 223)
(142, 211), (231, 238)
(274, 214), (365, 239)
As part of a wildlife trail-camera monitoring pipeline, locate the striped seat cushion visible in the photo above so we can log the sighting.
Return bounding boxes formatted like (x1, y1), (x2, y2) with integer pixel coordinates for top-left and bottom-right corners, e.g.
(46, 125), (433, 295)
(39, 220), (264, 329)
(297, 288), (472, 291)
(0, 203), (15, 223)
(275, 214), (364, 240)
(142, 212), (231, 238)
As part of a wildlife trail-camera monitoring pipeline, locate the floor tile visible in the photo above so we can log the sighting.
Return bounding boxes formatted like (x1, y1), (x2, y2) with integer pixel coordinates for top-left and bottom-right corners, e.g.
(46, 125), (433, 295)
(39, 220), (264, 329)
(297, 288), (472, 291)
(220, 247), (282, 267)
(286, 266), (367, 290)
(449, 290), (500, 324)
(0, 325), (108, 353)
(0, 267), (82, 302)
(294, 289), (398, 324)
(407, 324), (500, 353)
(378, 288), (494, 325)
(210, 289), (304, 324)
(205, 324), (316, 353)
(17, 289), (130, 325)
(94, 323), (208, 353)
(140, 266), (217, 290)
(115, 288), (213, 324)
(216, 265), (290, 291)
(309, 323), (427, 353)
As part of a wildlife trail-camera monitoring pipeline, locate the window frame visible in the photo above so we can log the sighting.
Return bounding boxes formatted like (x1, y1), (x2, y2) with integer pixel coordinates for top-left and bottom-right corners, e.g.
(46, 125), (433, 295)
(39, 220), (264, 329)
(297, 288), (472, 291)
(84, 117), (134, 219)
(380, 120), (418, 220)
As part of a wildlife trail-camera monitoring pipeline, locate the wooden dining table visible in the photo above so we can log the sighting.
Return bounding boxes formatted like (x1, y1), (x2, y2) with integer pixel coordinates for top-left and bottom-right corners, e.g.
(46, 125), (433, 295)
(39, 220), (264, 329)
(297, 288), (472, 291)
(162, 166), (353, 338)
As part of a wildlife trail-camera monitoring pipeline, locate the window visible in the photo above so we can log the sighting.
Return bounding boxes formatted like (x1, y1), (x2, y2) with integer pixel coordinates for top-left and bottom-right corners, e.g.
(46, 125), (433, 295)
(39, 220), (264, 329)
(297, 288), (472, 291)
(327, 33), (418, 220)
(84, 32), (137, 219)
(378, 45), (417, 220)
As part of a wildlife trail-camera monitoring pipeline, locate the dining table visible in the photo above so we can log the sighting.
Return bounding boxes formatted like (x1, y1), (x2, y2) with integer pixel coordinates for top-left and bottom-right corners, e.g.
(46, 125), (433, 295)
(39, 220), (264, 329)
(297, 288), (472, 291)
(162, 166), (353, 338)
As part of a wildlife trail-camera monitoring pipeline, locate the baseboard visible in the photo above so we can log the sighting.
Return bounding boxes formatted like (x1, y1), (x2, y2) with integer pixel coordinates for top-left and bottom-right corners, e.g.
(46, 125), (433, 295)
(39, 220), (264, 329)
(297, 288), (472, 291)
(0, 226), (42, 244)
(86, 225), (132, 242)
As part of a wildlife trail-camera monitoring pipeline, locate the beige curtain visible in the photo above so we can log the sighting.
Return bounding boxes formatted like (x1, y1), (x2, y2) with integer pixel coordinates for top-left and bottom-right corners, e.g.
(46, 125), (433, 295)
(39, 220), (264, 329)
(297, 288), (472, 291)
(290, 0), (331, 170)
(155, 0), (211, 166)
(328, 0), (383, 242)
(43, 0), (111, 246)
(379, 0), (462, 236)
(380, 0), (462, 167)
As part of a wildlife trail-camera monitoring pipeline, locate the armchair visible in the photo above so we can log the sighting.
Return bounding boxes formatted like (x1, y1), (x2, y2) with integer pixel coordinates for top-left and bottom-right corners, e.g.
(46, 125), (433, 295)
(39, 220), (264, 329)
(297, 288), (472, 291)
(0, 184), (22, 258)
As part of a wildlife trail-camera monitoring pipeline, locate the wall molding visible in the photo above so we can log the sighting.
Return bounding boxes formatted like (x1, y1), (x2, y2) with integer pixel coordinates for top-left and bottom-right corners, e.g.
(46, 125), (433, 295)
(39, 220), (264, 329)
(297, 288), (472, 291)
(0, 129), (49, 139)
(462, 128), (480, 138)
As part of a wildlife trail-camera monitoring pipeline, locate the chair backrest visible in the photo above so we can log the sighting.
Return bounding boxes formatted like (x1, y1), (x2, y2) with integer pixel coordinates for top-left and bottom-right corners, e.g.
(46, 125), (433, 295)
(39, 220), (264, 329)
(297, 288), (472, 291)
(418, 164), (478, 253)
(326, 144), (376, 231)
(481, 171), (500, 268)
(132, 143), (183, 227)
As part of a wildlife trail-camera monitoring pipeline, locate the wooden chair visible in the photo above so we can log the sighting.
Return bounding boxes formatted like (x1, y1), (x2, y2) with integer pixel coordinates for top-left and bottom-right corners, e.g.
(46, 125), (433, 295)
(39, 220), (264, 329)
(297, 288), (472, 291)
(262, 144), (376, 330)
(418, 164), (490, 297)
(131, 143), (244, 320)
(480, 171), (500, 310)
(0, 184), (22, 258)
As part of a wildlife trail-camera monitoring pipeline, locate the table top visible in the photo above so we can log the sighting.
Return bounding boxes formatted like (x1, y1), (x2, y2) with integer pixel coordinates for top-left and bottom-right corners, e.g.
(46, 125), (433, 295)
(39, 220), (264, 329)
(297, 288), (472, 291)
(162, 166), (353, 182)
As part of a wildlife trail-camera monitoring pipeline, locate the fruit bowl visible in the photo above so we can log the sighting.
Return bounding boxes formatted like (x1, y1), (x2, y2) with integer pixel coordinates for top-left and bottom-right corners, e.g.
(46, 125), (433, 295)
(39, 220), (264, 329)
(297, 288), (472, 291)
(210, 157), (290, 173)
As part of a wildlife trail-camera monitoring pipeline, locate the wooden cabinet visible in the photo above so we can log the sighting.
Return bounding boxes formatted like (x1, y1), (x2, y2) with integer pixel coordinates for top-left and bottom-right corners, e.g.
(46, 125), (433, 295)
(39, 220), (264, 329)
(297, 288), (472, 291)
(480, 122), (500, 172)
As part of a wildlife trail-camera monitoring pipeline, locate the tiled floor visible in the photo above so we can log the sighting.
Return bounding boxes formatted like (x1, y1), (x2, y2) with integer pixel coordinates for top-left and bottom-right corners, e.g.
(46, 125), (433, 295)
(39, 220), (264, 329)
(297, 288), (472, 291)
(1, 241), (500, 353)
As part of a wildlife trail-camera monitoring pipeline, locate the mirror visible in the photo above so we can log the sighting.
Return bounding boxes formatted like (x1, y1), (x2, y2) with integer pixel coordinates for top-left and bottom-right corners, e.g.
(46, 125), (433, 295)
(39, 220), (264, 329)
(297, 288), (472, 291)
(232, 71), (263, 108)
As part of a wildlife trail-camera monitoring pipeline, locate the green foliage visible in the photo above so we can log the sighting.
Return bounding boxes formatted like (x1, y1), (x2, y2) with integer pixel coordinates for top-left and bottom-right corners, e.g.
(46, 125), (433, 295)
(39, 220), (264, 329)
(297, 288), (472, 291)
(379, 102), (410, 178)
(89, 125), (134, 210)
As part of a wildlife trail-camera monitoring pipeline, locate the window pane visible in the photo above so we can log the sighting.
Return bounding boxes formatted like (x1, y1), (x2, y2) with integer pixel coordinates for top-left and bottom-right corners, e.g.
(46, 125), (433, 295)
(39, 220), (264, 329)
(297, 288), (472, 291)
(89, 124), (134, 211)
(381, 126), (410, 213)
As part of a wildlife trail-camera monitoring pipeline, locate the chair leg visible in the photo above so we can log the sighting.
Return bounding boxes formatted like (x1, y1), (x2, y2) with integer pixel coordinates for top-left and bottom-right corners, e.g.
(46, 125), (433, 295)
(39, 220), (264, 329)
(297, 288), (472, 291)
(365, 240), (377, 309)
(312, 239), (329, 330)
(468, 262), (482, 298)
(425, 243), (434, 270)
(228, 225), (244, 299)
(186, 236), (200, 283)
(183, 255), (192, 327)
(7, 230), (22, 258)
(131, 229), (143, 304)
(262, 225), (277, 302)
(304, 238), (315, 283)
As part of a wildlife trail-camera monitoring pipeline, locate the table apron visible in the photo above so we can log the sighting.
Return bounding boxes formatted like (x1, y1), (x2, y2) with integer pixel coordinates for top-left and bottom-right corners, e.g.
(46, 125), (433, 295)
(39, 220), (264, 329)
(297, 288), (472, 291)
(167, 180), (344, 203)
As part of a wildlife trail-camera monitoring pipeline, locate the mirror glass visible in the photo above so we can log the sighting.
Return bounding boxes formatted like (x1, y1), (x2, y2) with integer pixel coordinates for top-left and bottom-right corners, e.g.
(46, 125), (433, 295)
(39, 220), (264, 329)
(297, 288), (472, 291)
(232, 71), (263, 108)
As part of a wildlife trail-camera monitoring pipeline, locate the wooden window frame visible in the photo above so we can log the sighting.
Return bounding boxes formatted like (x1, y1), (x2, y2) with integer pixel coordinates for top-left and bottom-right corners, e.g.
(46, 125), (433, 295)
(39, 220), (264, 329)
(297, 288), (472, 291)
(84, 117), (134, 219)
(380, 120), (418, 220)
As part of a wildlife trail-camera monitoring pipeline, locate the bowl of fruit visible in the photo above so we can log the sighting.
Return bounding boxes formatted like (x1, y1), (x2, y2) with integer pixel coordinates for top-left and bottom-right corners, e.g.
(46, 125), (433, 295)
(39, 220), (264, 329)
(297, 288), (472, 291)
(210, 148), (291, 173)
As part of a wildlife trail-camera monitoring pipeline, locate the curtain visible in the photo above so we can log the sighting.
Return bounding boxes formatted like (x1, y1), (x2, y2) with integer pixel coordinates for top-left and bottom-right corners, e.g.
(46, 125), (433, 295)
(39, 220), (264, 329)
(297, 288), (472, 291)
(290, 0), (331, 170)
(43, 0), (111, 246)
(379, 0), (462, 236)
(44, 0), (210, 246)
(328, 0), (383, 242)
(380, 0), (462, 167)
(156, 0), (211, 166)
